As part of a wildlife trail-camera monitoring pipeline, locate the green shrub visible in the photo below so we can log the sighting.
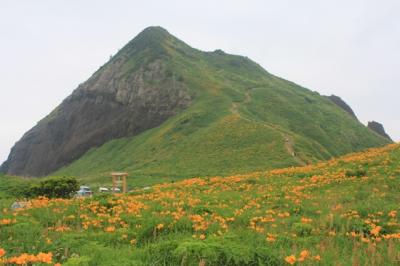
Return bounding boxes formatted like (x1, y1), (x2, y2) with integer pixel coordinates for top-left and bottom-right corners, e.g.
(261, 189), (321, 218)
(26, 176), (79, 198)
(346, 219), (370, 235)
(292, 223), (313, 237)
(172, 238), (280, 266)
(141, 240), (180, 265)
(63, 256), (91, 266)
(173, 240), (221, 265)
(345, 169), (367, 178)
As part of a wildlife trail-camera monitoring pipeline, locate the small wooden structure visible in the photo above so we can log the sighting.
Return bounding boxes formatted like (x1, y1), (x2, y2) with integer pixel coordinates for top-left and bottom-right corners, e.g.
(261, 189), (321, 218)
(111, 172), (128, 193)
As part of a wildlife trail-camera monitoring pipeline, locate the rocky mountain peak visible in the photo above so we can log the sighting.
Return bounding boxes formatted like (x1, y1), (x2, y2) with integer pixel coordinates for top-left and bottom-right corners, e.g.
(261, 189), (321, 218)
(119, 26), (179, 56)
(326, 95), (358, 120)
(138, 26), (171, 39)
(367, 121), (392, 141)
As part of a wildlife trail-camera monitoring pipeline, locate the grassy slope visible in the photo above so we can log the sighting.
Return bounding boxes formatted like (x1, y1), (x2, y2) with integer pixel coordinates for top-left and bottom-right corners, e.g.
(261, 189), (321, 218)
(1, 143), (399, 265)
(53, 27), (389, 183)
(0, 174), (35, 209)
(0, 174), (30, 199)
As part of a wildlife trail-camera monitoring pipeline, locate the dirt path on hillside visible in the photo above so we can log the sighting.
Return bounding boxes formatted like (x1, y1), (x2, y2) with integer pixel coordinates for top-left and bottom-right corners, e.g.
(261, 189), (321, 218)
(283, 134), (306, 165)
(244, 89), (251, 103)
(229, 89), (252, 118)
(230, 102), (240, 116)
(230, 88), (306, 166)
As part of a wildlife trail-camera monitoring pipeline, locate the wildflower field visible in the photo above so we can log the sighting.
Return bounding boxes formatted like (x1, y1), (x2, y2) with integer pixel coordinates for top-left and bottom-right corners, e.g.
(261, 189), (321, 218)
(1, 144), (400, 265)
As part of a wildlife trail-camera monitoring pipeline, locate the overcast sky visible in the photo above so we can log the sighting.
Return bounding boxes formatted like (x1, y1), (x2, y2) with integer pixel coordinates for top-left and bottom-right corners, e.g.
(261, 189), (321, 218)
(0, 0), (399, 163)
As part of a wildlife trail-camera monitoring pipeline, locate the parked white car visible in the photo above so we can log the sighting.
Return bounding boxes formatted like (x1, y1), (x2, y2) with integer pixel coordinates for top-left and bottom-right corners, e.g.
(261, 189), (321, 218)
(111, 187), (121, 192)
(99, 187), (109, 193)
(76, 186), (93, 197)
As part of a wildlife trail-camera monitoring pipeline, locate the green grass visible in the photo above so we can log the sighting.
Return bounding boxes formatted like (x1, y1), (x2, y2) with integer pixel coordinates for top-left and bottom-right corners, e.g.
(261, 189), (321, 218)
(54, 32), (389, 185)
(0, 174), (31, 199)
(1, 144), (399, 265)
(0, 174), (35, 210)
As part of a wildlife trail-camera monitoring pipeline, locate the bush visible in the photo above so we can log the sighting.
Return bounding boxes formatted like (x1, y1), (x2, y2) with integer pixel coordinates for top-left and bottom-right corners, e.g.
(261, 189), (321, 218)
(139, 237), (280, 266)
(345, 169), (367, 178)
(346, 219), (370, 235)
(292, 223), (313, 237)
(26, 176), (79, 199)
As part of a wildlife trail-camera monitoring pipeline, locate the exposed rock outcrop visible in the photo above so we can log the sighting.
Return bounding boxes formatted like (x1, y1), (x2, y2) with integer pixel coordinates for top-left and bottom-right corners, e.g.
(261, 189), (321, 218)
(326, 95), (358, 120)
(367, 121), (392, 141)
(0, 27), (191, 177)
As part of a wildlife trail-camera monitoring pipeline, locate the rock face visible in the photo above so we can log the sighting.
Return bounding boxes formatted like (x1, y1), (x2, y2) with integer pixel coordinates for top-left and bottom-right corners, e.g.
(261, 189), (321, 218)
(326, 95), (358, 120)
(0, 27), (191, 177)
(367, 121), (392, 141)
(325, 95), (392, 142)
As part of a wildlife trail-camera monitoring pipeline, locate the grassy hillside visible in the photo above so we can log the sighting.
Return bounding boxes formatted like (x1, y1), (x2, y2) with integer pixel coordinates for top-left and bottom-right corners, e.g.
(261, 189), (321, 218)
(0, 174), (35, 211)
(52, 28), (389, 182)
(1, 143), (399, 265)
(0, 174), (31, 199)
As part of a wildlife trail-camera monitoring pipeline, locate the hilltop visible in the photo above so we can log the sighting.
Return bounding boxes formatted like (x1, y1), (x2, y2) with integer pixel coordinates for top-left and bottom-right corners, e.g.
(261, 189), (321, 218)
(0, 143), (399, 265)
(1, 26), (391, 179)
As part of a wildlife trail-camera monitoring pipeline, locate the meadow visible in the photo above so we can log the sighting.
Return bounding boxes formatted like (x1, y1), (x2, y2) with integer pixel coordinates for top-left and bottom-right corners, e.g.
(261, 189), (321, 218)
(1, 143), (399, 265)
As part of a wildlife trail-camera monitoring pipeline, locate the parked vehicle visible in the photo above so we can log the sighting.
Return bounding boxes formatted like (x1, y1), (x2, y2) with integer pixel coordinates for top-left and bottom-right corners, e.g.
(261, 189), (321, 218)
(11, 201), (30, 210)
(99, 187), (109, 193)
(111, 187), (121, 193)
(76, 186), (93, 197)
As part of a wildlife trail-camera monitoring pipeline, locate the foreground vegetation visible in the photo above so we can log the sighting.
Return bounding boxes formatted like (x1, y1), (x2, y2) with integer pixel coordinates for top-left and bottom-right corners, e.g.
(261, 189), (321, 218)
(1, 143), (400, 265)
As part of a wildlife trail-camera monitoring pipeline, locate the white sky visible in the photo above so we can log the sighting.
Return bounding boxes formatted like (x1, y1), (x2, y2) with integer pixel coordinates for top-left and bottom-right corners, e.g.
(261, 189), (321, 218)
(0, 0), (399, 163)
